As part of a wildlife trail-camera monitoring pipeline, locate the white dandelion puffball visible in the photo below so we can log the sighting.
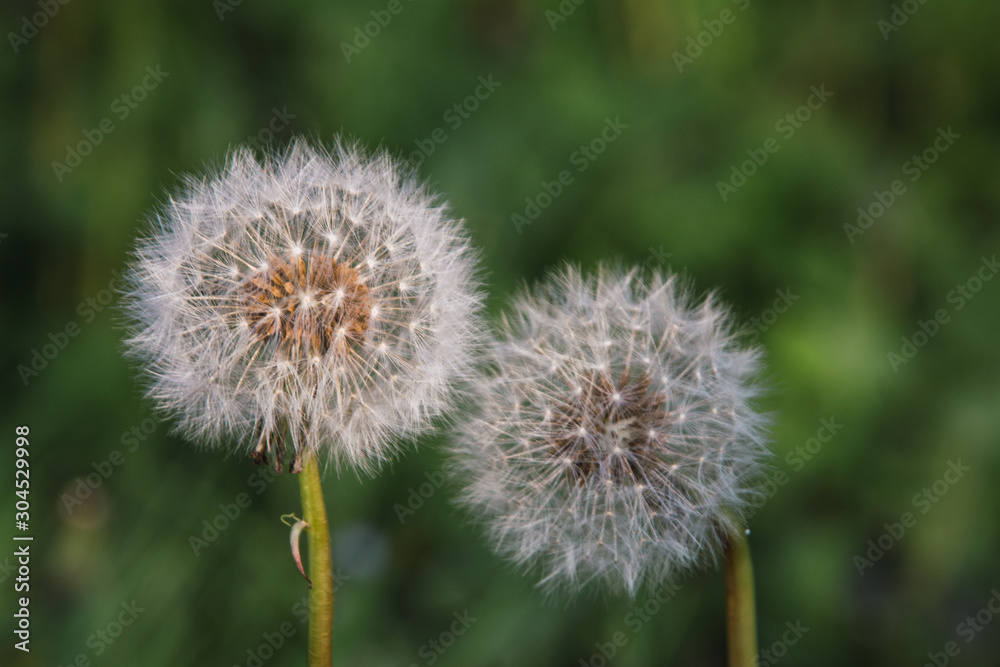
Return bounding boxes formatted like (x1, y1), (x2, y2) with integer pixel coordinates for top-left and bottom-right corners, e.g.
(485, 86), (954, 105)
(123, 139), (483, 474)
(450, 264), (769, 594)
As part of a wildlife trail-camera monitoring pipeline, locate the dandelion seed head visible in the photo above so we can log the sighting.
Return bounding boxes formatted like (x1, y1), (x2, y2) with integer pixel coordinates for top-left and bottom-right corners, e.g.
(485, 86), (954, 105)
(122, 138), (483, 474)
(449, 264), (769, 595)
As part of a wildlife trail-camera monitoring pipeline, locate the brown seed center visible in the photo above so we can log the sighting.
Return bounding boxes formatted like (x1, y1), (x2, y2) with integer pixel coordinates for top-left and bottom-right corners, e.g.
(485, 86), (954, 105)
(242, 254), (372, 356)
(548, 372), (669, 485)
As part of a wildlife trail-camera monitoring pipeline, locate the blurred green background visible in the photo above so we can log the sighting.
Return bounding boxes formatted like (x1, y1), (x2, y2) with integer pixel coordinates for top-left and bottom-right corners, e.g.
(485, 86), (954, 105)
(2, 0), (999, 665)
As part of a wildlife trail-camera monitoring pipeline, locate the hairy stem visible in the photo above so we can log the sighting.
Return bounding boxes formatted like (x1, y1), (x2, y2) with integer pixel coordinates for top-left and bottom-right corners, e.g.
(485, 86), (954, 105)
(299, 452), (334, 667)
(724, 528), (757, 667)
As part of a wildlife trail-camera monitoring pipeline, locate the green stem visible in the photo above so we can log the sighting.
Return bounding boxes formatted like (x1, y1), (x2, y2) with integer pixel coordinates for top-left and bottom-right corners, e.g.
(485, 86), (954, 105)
(724, 528), (757, 667)
(299, 452), (334, 667)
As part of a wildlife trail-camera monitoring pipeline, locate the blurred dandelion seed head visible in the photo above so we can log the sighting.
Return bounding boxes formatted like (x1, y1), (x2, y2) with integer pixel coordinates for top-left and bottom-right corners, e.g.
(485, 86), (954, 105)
(450, 264), (770, 595)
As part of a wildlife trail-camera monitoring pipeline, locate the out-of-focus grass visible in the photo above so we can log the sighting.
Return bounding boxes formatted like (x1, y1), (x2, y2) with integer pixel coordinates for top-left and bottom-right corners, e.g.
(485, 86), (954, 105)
(1, 1), (999, 665)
